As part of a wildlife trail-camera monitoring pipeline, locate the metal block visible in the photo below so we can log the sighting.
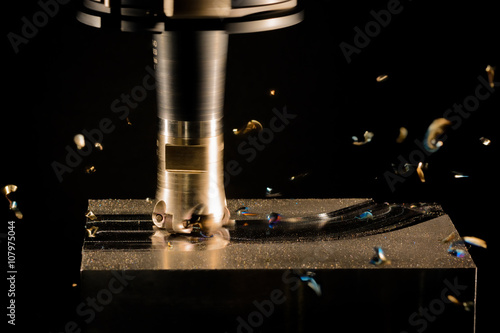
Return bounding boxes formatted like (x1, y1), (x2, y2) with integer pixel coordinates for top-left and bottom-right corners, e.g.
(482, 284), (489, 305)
(81, 199), (476, 333)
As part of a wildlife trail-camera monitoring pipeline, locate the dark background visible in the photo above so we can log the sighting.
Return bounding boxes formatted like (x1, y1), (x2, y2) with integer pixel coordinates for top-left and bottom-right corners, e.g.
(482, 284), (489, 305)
(2, 0), (498, 332)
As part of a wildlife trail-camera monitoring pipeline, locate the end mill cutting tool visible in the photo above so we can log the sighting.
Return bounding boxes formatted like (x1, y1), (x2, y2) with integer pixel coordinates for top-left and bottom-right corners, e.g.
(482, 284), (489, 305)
(77, 0), (303, 234)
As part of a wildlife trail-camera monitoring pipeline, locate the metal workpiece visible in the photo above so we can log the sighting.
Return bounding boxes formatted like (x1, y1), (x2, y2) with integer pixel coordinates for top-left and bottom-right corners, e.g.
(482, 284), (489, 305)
(81, 199), (476, 332)
(83, 198), (475, 270)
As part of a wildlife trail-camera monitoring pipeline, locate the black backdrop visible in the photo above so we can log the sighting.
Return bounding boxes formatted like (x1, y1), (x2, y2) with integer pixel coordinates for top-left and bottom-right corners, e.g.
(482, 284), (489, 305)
(2, 1), (499, 332)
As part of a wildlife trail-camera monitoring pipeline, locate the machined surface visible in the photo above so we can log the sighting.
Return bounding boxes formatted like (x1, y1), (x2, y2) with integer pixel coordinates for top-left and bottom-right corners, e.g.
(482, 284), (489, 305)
(82, 198), (476, 270)
(81, 199), (477, 333)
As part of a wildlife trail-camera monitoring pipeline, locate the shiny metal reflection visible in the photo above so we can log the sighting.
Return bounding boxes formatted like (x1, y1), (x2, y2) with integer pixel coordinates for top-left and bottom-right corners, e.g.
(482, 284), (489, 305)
(74, 134), (86, 150)
(396, 127), (408, 143)
(85, 210), (99, 221)
(369, 246), (391, 265)
(85, 165), (96, 174)
(463, 236), (487, 249)
(417, 162), (426, 183)
(232, 120), (263, 136)
(151, 226), (230, 251)
(2, 184), (23, 219)
(423, 118), (451, 153)
(86, 226), (99, 238)
(486, 65), (495, 88)
(153, 31), (228, 235)
(479, 137), (491, 146)
(76, 0), (304, 235)
(352, 131), (374, 146)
